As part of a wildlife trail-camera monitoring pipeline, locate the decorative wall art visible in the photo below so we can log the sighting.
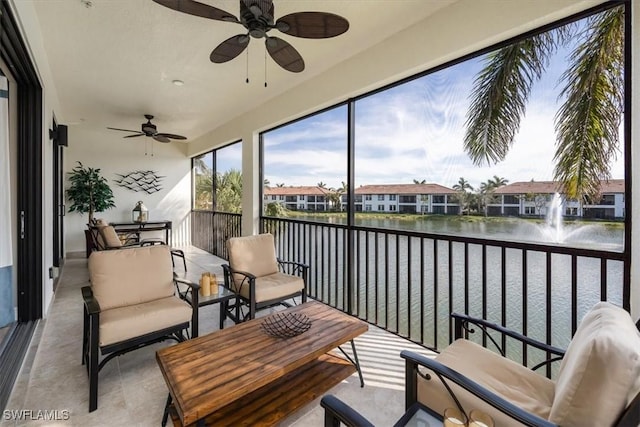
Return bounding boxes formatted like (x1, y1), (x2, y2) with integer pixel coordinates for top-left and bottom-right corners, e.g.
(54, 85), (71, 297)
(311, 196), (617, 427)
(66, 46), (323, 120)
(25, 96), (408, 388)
(114, 170), (164, 194)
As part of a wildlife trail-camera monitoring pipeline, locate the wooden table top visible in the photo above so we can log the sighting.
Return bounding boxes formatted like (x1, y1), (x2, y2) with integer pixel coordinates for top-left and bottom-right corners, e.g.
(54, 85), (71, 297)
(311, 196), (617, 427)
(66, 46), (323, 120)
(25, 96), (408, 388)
(156, 301), (368, 426)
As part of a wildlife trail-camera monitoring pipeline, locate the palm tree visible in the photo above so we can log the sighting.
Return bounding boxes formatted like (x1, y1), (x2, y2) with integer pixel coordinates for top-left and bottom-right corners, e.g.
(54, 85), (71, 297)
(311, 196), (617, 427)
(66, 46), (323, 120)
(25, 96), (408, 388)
(464, 6), (624, 202)
(452, 177), (474, 215)
(477, 180), (496, 217)
(413, 179), (427, 184)
(488, 175), (509, 188)
(216, 169), (242, 213)
(276, 183), (285, 187)
(317, 181), (327, 189)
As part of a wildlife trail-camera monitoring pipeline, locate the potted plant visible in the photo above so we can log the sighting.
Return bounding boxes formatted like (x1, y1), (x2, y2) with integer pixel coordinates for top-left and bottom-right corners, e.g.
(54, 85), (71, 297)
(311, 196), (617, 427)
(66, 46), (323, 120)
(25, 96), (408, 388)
(67, 161), (115, 223)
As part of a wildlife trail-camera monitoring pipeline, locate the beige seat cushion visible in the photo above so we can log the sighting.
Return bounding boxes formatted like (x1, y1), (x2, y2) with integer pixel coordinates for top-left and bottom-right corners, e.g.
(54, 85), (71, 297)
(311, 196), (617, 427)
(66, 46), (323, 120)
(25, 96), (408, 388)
(99, 296), (192, 347)
(234, 272), (304, 303)
(227, 234), (279, 284)
(88, 245), (175, 310)
(98, 225), (122, 249)
(418, 339), (554, 426)
(549, 301), (640, 426)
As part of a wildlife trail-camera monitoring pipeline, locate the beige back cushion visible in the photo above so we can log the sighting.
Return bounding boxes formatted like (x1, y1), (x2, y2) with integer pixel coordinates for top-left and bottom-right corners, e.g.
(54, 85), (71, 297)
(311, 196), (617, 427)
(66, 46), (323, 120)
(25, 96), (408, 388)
(227, 234), (279, 285)
(549, 301), (640, 426)
(88, 245), (175, 310)
(99, 225), (123, 249)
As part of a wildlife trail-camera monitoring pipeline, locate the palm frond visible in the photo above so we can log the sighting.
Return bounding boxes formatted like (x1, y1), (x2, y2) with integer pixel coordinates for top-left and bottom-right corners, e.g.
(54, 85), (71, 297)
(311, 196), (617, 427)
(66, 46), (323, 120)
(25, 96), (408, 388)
(554, 6), (624, 201)
(464, 31), (558, 165)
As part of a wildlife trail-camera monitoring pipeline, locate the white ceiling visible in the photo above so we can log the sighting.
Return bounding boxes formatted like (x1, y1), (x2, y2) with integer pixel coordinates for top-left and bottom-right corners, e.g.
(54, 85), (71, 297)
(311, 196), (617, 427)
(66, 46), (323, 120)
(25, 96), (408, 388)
(29, 0), (457, 142)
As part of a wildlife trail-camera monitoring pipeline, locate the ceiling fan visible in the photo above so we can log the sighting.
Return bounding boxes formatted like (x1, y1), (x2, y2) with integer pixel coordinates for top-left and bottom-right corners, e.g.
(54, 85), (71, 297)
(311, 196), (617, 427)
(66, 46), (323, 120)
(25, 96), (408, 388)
(152, 0), (349, 73)
(107, 114), (187, 143)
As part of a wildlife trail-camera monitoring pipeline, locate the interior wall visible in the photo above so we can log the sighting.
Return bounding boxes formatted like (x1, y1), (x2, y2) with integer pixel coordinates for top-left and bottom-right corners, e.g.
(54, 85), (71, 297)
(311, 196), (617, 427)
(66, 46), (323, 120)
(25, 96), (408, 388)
(63, 127), (191, 254)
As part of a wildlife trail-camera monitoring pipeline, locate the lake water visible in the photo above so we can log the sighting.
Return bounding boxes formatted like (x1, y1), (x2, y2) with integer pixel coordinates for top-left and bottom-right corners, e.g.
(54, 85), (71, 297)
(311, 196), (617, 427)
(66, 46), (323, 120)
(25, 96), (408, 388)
(272, 214), (625, 368)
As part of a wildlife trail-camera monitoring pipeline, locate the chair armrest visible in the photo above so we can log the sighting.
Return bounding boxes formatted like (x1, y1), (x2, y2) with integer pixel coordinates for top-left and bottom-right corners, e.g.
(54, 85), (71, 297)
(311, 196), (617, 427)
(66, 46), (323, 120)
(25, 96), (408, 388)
(451, 313), (565, 358)
(401, 350), (556, 427)
(81, 286), (101, 315)
(173, 275), (199, 338)
(174, 275), (200, 292)
(320, 395), (375, 427)
(277, 259), (309, 283)
(221, 264), (256, 286)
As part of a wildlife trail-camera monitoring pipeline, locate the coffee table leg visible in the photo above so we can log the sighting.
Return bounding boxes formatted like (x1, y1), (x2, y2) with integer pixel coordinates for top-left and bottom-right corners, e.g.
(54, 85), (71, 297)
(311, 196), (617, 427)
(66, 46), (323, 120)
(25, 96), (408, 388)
(338, 340), (365, 388)
(161, 393), (172, 427)
(219, 300), (227, 330)
(351, 340), (365, 388)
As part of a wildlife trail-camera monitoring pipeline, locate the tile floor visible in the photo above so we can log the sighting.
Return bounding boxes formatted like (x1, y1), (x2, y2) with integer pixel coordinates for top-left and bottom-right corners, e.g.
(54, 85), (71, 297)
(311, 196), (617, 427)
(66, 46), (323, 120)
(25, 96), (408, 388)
(2, 246), (435, 426)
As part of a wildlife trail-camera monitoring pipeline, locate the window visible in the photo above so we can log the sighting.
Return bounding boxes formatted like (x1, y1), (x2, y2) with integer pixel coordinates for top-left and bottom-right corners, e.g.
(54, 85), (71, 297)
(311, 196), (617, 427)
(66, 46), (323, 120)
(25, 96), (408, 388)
(524, 206), (536, 215)
(365, 204), (372, 211)
(192, 152), (213, 210)
(389, 205), (397, 212)
(399, 195), (416, 203)
(192, 142), (242, 212)
(378, 204), (384, 211)
(215, 142), (242, 213)
(260, 4), (626, 250)
(262, 105), (347, 221)
(503, 195), (519, 204)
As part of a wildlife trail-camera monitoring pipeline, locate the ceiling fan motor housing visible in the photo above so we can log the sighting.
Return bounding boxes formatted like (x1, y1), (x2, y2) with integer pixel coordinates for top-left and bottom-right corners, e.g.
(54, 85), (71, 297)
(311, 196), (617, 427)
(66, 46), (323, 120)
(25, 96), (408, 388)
(241, 1), (273, 38)
(142, 122), (157, 134)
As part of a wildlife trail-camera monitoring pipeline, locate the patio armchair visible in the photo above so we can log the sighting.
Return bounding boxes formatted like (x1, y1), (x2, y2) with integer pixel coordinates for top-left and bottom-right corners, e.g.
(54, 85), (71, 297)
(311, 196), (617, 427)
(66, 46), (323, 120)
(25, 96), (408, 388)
(88, 222), (187, 270)
(222, 233), (308, 322)
(81, 245), (199, 412)
(321, 301), (640, 427)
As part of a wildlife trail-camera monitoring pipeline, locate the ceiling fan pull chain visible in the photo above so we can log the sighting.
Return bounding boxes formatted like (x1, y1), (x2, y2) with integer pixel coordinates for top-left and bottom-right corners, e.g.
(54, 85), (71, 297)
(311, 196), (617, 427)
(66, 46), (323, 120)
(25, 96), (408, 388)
(264, 49), (268, 88)
(246, 50), (249, 84)
(145, 139), (148, 156)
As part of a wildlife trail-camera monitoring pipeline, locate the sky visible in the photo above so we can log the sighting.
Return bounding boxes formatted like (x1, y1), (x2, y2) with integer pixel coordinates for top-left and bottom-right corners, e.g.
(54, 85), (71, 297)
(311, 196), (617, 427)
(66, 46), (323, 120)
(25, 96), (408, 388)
(260, 10), (625, 191)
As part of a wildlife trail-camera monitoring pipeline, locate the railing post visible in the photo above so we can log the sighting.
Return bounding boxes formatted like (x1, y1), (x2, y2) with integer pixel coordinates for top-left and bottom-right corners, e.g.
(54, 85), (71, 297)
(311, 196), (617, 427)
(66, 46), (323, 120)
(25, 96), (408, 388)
(454, 316), (463, 340)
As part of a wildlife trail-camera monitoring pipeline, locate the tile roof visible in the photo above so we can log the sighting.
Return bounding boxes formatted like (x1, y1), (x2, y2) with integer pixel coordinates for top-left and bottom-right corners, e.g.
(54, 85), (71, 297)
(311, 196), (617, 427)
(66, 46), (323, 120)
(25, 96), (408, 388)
(354, 183), (455, 195)
(493, 179), (624, 194)
(263, 186), (331, 196)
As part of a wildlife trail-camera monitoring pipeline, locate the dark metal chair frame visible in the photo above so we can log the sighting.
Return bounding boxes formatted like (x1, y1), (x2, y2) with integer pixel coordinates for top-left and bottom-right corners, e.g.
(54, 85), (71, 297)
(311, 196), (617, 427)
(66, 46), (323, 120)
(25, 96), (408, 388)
(81, 277), (199, 412)
(322, 312), (640, 427)
(221, 258), (308, 323)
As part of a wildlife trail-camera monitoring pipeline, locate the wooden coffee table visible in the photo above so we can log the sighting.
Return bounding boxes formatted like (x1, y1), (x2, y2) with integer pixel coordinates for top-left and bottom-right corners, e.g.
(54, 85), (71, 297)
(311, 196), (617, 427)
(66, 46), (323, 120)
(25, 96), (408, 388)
(156, 301), (368, 426)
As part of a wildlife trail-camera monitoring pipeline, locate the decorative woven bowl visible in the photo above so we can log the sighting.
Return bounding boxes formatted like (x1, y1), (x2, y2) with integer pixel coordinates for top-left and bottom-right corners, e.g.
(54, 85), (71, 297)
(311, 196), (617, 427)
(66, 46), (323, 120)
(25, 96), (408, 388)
(260, 313), (312, 338)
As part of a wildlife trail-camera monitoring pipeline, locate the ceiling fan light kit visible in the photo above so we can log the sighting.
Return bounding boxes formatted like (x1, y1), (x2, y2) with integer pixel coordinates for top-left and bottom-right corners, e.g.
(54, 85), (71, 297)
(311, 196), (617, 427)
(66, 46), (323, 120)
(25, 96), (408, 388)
(153, 0), (349, 74)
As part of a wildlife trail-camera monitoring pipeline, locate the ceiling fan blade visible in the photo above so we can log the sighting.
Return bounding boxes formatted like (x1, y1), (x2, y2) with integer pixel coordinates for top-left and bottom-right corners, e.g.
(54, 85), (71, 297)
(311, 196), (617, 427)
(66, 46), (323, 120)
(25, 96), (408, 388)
(152, 0), (238, 23)
(107, 127), (142, 133)
(210, 34), (250, 63)
(265, 37), (304, 73)
(276, 12), (349, 39)
(156, 133), (187, 140)
(123, 134), (145, 138)
(153, 135), (172, 143)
